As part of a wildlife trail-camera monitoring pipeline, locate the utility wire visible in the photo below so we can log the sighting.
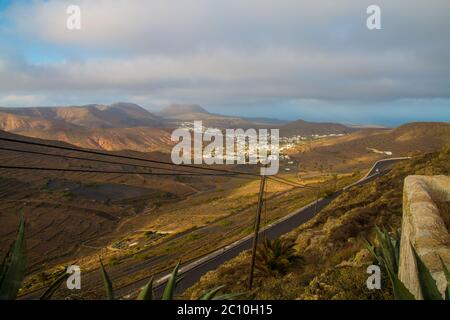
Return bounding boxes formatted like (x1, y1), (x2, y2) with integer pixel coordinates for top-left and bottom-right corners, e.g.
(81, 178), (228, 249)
(268, 176), (317, 190)
(0, 137), (261, 177)
(0, 137), (320, 188)
(0, 146), (242, 176)
(269, 174), (319, 189)
(0, 165), (249, 177)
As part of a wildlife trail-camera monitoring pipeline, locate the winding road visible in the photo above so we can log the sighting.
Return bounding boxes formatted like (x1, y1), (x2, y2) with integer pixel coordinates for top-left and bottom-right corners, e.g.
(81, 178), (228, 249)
(20, 157), (409, 299)
(127, 157), (411, 298)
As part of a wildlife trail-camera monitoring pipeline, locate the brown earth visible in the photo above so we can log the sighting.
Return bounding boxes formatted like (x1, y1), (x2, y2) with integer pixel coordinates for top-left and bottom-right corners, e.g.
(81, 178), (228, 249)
(289, 122), (450, 173)
(0, 130), (223, 271)
(185, 146), (450, 300)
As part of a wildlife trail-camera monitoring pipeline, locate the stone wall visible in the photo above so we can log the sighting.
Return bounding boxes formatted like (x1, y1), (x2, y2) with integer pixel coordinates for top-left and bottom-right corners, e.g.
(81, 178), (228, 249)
(398, 175), (450, 299)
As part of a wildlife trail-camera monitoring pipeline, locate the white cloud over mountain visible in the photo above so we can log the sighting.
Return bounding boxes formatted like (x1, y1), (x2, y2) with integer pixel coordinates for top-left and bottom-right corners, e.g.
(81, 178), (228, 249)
(0, 0), (449, 123)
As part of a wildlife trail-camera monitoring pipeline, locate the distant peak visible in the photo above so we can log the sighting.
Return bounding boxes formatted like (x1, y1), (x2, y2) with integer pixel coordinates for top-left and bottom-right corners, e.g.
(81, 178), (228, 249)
(161, 104), (210, 116)
(109, 102), (144, 109)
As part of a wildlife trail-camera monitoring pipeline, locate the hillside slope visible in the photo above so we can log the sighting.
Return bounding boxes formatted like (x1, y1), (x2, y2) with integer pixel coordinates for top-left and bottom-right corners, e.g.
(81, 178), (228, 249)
(280, 119), (356, 137)
(290, 122), (450, 173)
(20, 126), (174, 153)
(185, 146), (450, 299)
(0, 104), (172, 152)
(0, 130), (213, 271)
(0, 103), (162, 129)
(159, 104), (353, 133)
(158, 104), (282, 129)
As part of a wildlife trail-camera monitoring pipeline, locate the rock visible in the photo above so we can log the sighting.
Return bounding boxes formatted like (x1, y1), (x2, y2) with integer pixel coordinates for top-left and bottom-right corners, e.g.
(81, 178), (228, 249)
(399, 175), (450, 299)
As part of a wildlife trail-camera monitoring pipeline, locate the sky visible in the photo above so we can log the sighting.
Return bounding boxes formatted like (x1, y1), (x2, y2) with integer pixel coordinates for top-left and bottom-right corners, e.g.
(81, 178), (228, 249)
(0, 0), (449, 126)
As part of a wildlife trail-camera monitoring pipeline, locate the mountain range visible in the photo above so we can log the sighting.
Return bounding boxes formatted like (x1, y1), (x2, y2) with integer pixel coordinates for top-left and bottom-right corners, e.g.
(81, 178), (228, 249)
(0, 103), (357, 151)
(0, 103), (449, 299)
(291, 121), (450, 173)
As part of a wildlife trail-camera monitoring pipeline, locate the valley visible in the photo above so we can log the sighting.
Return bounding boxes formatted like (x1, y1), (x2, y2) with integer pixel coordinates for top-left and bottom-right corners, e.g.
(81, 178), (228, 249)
(0, 103), (449, 299)
(1, 0), (449, 305)
(185, 147), (450, 300)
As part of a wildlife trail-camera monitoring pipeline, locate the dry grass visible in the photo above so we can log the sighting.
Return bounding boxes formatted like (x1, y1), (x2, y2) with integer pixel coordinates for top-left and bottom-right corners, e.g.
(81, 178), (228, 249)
(184, 147), (450, 300)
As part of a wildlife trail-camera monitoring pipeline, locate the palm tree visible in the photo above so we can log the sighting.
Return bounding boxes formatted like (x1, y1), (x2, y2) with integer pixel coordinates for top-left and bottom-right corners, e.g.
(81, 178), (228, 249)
(255, 238), (302, 277)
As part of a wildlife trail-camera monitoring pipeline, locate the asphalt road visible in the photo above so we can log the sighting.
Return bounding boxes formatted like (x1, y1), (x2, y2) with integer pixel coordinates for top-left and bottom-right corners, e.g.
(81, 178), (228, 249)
(141, 157), (410, 298)
(21, 157), (409, 299)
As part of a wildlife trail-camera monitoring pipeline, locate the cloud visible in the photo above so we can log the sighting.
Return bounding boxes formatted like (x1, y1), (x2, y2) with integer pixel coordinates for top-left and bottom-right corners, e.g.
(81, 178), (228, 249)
(7, 0), (449, 54)
(1, 47), (448, 103)
(0, 94), (46, 106)
(0, 0), (450, 111)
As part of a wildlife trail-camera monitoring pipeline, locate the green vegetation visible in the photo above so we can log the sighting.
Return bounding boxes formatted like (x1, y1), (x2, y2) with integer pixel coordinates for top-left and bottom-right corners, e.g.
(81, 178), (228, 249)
(0, 214), (26, 299)
(411, 246), (447, 300)
(218, 219), (233, 227)
(99, 261), (241, 300)
(365, 226), (449, 300)
(144, 231), (155, 237)
(185, 147), (450, 300)
(0, 216), (69, 300)
(108, 256), (120, 266)
(61, 189), (73, 200)
(39, 271), (69, 300)
(0, 216), (240, 300)
(3, 146), (449, 300)
(99, 259), (114, 300)
(365, 226), (414, 300)
(319, 189), (334, 198)
(255, 238), (303, 277)
(186, 233), (201, 241)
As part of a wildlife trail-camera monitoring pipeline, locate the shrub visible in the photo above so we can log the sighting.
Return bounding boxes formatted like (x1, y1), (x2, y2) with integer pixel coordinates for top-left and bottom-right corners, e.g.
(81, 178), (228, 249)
(218, 220), (232, 227)
(365, 226), (449, 300)
(255, 238), (303, 277)
(100, 261), (242, 300)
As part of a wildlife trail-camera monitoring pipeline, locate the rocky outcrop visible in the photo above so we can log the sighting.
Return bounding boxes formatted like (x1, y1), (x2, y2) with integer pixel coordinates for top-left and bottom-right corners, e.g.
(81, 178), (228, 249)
(399, 175), (450, 299)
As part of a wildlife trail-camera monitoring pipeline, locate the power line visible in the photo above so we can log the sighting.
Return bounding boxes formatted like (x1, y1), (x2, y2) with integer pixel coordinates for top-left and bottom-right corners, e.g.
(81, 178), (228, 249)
(0, 151), (317, 189)
(0, 137), (261, 177)
(0, 165), (248, 177)
(0, 137), (320, 188)
(0, 146), (242, 176)
(268, 176), (318, 190)
(269, 174), (318, 188)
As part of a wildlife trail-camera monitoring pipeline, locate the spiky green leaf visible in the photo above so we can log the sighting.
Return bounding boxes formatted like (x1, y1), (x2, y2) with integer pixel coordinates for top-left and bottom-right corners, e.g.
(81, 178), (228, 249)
(374, 226), (397, 275)
(99, 259), (114, 300)
(198, 285), (226, 300)
(137, 277), (153, 300)
(40, 270), (69, 300)
(385, 267), (415, 300)
(162, 262), (180, 300)
(439, 256), (450, 300)
(411, 244), (442, 300)
(364, 239), (378, 262)
(0, 214), (26, 300)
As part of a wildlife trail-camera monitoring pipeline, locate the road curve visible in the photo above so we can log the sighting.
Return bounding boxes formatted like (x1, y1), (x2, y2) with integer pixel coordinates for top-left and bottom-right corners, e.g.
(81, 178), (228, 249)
(121, 157), (409, 299)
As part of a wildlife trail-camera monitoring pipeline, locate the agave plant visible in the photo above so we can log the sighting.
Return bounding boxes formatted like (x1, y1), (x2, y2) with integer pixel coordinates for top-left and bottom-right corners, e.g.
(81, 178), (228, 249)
(364, 226), (400, 275)
(255, 238), (302, 277)
(440, 256), (450, 300)
(196, 285), (243, 300)
(39, 270), (69, 300)
(99, 258), (114, 300)
(365, 225), (449, 300)
(364, 226), (414, 299)
(0, 214), (26, 300)
(0, 215), (69, 300)
(100, 260), (241, 300)
(1, 216), (239, 300)
(410, 244), (444, 300)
